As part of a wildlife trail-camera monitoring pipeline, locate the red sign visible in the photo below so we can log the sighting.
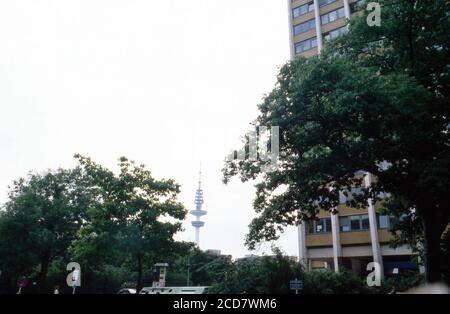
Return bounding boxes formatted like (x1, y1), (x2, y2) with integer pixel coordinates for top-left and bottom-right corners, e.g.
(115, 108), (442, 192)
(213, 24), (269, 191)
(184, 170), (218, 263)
(17, 277), (29, 288)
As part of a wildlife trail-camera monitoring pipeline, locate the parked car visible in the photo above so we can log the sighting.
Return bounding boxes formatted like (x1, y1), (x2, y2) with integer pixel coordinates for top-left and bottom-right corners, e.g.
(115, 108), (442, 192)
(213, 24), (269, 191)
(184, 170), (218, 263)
(140, 286), (209, 294)
(117, 288), (137, 294)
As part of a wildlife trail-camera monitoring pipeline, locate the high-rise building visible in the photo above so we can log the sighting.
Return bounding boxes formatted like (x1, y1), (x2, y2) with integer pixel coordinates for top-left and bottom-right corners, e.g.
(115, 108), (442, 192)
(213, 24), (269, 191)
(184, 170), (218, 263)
(288, 0), (363, 59)
(287, 0), (416, 278)
(190, 169), (206, 246)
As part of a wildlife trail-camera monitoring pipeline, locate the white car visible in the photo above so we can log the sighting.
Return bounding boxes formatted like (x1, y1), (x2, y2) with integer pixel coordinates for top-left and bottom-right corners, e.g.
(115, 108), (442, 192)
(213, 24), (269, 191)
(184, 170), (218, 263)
(140, 286), (209, 294)
(117, 288), (137, 294)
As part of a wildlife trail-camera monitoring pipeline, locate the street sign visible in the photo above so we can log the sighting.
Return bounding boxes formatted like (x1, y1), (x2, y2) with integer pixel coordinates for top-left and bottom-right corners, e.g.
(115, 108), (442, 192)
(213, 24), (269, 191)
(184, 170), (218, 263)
(290, 279), (303, 294)
(152, 263), (169, 288)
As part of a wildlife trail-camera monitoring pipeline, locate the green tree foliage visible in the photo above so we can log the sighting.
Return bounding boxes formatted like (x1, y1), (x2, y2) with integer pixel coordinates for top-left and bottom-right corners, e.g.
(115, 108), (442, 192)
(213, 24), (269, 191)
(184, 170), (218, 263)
(338, 0), (450, 99)
(223, 56), (432, 248)
(166, 248), (233, 287)
(0, 168), (92, 293)
(0, 155), (189, 293)
(383, 271), (424, 294)
(223, 0), (449, 283)
(70, 155), (188, 291)
(204, 249), (374, 294)
(302, 269), (375, 294)
(208, 249), (303, 294)
(333, 0), (450, 283)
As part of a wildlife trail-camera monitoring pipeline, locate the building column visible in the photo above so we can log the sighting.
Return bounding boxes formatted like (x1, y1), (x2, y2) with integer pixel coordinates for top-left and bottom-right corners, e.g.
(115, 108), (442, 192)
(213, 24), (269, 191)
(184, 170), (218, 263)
(331, 211), (342, 272)
(287, 0), (295, 59)
(298, 221), (308, 270)
(364, 172), (385, 280)
(343, 0), (351, 19)
(313, 0), (324, 53)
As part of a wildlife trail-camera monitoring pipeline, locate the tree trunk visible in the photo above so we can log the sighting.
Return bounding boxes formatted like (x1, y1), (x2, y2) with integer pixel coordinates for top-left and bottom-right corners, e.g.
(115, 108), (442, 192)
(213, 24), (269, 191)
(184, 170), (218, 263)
(422, 209), (449, 283)
(136, 252), (143, 292)
(38, 251), (51, 293)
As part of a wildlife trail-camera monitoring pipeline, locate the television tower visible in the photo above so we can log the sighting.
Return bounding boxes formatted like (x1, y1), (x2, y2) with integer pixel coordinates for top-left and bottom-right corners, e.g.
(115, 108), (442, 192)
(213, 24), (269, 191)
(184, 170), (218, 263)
(190, 168), (206, 246)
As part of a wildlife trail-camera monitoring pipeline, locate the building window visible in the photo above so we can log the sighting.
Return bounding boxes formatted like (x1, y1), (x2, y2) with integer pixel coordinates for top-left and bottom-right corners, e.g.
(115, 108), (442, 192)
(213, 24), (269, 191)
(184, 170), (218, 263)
(319, 0), (338, 7)
(307, 217), (332, 234)
(292, 2), (314, 19)
(340, 216), (351, 232)
(293, 19), (316, 36)
(361, 215), (370, 230)
(324, 25), (348, 41)
(378, 214), (390, 229)
(350, 215), (361, 230)
(321, 7), (346, 25)
(339, 214), (370, 232)
(295, 37), (317, 54)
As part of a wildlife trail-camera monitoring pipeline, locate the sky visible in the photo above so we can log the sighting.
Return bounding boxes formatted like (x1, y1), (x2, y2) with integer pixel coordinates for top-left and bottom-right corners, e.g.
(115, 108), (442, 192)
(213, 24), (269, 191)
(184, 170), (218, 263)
(0, 0), (299, 259)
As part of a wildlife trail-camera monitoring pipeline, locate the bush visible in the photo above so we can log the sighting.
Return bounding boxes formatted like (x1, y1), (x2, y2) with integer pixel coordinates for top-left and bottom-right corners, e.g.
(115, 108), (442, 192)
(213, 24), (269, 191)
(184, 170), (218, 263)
(383, 272), (425, 293)
(302, 269), (377, 294)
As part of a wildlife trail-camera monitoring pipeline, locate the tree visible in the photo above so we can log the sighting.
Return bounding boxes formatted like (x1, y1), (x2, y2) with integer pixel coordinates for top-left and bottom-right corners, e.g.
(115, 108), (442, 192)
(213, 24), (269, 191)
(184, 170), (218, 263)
(0, 168), (91, 292)
(441, 231), (450, 284)
(166, 247), (233, 287)
(72, 155), (187, 291)
(337, 0), (450, 99)
(223, 46), (448, 283)
(302, 269), (375, 294)
(332, 0), (450, 283)
(206, 249), (374, 294)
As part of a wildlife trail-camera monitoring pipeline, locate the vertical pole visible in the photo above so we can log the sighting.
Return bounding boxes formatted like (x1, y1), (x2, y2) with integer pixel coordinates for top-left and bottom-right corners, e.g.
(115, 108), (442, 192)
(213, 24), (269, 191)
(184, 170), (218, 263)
(343, 0), (351, 19)
(313, 0), (324, 53)
(364, 172), (384, 280)
(187, 257), (191, 287)
(331, 211), (342, 272)
(297, 220), (308, 269)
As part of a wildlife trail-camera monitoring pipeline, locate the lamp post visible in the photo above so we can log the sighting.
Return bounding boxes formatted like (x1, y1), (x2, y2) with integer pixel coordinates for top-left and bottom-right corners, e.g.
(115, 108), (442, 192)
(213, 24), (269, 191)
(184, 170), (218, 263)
(186, 256), (191, 287)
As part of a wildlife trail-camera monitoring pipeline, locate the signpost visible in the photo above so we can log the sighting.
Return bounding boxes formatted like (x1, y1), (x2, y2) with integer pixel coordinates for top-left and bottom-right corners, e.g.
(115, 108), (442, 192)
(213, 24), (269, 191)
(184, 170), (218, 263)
(290, 279), (303, 294)
(152, 263), (169, 288)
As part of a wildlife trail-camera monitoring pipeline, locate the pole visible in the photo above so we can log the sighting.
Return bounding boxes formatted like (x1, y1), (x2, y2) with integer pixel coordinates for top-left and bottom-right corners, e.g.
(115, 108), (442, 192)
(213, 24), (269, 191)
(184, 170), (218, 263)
(187, 256), (191, 286)
(365, 173), (384, 281)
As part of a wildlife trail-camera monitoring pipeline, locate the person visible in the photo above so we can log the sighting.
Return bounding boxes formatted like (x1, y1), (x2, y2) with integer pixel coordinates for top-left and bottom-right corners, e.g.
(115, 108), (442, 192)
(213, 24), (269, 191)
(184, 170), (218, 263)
(54, 286), (59, 294)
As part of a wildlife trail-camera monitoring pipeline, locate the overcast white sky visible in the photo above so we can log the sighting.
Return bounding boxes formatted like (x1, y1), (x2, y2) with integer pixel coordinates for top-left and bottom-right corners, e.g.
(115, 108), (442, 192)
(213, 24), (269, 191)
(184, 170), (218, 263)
(0, 0), (298, 258)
